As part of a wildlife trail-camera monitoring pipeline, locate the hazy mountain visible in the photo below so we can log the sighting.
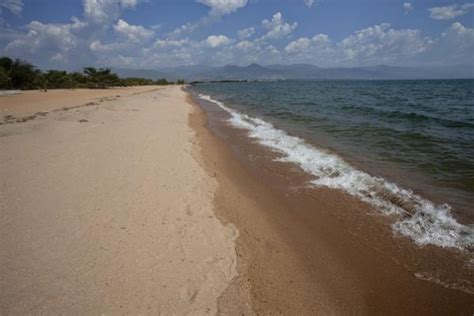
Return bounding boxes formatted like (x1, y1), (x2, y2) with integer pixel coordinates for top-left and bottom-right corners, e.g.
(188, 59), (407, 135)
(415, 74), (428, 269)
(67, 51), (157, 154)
(112, 68), (170, 80)
(113, 64), (474, 81)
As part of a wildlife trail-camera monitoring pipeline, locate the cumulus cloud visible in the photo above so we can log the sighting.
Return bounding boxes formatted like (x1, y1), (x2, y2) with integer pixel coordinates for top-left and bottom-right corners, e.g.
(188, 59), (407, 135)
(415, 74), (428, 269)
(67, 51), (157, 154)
(154, 38), (191, 49)
(284, 34), (332, 64)
(142, 21), (473, 67)
(403, 2), (413, 15)
(6, 18), (86, 53)
(285, 34), (329, 53)
(89, 40), (116, 53)
(114, 19), (154, 42)
(171, 0), (248, 37)
(207, 35), (231, 47)
(283, 24), (435, 66)
(231, 40), (281, 64)
(5, 17), (87, 65)
(433, 22), (474, 62)
(197, 0), (248, 16)
(429, 3), (474, 20)
(338, 23), (430, 65)
(0, 0), (149, 68)
(237, 27), (255, 40)
(3, 0), (474, 71)
(0, 0), (23, 15)
(261, 12), (297, 40)
(304, 0), (316, 8)
(83, 0), (143, 24)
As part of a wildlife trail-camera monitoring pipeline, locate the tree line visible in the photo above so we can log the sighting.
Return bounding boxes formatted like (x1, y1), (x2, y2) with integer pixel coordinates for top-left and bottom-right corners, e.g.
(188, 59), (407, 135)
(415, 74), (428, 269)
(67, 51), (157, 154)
(0, 56), (184, 90)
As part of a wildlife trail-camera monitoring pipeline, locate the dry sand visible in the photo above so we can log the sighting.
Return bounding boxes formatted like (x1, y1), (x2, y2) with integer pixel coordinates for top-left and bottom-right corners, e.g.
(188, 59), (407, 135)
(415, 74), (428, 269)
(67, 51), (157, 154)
(0, 86), (238, 314)
(0, 86), (159, 119)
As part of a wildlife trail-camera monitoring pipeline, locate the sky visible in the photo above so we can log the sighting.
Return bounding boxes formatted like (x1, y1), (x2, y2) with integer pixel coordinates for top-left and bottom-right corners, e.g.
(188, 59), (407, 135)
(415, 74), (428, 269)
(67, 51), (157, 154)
(0, 0), (473, 70)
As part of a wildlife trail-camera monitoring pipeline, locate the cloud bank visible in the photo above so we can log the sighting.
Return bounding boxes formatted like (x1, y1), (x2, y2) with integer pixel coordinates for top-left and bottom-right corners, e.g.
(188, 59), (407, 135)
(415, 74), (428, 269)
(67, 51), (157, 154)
(1, 1), (473, 70)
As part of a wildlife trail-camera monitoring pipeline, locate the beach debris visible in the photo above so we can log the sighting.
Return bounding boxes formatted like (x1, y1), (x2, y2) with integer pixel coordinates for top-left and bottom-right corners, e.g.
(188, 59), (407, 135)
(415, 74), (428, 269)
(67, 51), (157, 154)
(35, 111), (48, 117)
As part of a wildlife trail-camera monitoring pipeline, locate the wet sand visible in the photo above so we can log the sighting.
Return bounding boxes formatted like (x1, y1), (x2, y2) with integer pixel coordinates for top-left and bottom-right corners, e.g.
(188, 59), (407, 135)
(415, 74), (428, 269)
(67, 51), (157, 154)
(188, 90), (473, 315)
(0, 86), (237, 314)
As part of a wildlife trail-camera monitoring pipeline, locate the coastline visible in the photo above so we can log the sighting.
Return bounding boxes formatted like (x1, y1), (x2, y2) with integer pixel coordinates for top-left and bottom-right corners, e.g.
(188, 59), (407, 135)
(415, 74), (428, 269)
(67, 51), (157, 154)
(187, 88), (474, 314)
(1, 85), (471, 314)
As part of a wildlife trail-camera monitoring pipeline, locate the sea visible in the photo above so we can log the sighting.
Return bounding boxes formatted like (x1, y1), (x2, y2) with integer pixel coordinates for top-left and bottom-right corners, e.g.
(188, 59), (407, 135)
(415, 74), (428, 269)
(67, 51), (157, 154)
(191, 79), (474, 252)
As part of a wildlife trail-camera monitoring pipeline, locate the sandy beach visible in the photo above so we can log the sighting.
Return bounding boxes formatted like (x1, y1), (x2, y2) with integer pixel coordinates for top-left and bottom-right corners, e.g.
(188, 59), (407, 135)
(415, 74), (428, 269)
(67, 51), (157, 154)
(0, 86), (238, 314)
(1, 85), (472, 315)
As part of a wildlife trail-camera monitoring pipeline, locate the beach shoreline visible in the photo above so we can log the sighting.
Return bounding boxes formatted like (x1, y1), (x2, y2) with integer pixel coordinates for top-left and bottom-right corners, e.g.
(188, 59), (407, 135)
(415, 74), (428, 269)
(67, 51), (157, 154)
(187, 87), (474, 314)
(1, 85), (472, 314)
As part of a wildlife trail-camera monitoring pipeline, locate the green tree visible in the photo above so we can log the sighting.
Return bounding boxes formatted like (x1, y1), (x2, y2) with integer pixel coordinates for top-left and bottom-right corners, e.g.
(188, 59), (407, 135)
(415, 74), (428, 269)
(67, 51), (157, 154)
(0, 57), (14, 89)
(44, 70), (72, 89)
(0, 56), (185, 90)
(156, 78), (169, 85)
(9, 58), (41, 90)
(0, 67), (9, 89)
(69, 72), (87, 88)
(83, 67), (120, 88)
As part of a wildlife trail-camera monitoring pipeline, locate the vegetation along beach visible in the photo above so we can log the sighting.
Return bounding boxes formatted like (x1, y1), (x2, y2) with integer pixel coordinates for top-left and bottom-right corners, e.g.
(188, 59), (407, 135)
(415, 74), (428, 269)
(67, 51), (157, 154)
(1, 0), (473, 315)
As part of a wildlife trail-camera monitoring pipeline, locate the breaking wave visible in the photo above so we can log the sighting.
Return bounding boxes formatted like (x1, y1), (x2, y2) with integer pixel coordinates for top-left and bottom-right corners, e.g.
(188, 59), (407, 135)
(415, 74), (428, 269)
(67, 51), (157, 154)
(199, 93), (474, 251)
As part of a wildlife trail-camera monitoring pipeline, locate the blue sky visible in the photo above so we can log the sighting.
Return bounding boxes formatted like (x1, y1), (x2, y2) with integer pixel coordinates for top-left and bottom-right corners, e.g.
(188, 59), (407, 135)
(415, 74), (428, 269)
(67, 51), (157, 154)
(0, 0), (473, 70)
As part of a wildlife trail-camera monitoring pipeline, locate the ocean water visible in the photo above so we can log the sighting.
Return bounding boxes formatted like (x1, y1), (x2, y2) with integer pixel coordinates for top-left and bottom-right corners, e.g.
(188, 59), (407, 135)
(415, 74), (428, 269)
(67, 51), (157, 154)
(192, 79), (474, 251)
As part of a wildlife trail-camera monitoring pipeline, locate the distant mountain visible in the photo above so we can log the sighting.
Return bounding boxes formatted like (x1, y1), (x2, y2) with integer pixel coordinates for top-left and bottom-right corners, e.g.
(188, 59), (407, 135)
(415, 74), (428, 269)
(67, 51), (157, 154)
(112, 64), (474, 81)
(112, 68), (169, 80)
(195, 63), (283, 80)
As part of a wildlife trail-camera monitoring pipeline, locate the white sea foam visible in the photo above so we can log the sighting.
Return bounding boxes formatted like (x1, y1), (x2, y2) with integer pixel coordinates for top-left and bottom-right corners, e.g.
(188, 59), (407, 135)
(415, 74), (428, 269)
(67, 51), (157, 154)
(199, 93), (474, 251)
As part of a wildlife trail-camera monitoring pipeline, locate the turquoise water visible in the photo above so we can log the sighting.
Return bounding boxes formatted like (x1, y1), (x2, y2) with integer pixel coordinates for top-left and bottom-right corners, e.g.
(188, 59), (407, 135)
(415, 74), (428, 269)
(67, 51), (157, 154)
(192, 79), (474, 250)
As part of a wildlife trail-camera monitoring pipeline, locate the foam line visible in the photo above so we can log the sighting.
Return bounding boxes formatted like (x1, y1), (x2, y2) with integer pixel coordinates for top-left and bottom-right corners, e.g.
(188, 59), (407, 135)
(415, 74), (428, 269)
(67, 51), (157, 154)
(199, 93), (474, 251)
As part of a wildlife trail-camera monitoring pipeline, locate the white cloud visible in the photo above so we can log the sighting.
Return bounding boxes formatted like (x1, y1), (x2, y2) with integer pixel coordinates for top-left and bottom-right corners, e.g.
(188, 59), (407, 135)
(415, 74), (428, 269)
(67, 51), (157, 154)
(230, 40), (282, 65)
(0, 0), (23, 15)
(1, 0), (146, 68)
(403, 2), (413, 15)
(82, 0), (143, 24)
(338, 23), (431, 65)
(2, 3), (474, 71)
(261, 12), (297, 40)
(197, 0), (248, 16)
(89, 40), (109, 52)
(304, 0), (315, 8)
(285, 34), (329, 53)
(285, 37), (312, 53)
(429, 3), (474, 20)
(235, 40), (254, 51)
(284, 24), (434, 66)
(114, 19), (154, 42)
(171, 0), (248, 37)
(101, 21), (473, 68)
(237, 27), (255, 40)
(169, 22), (197, 37)
(207, 35), (231, 47)
(433, 22), (474, 62)
(154, 38), (191, 49)
(6, 18), (86, 55)
(284, 34), (332, 64)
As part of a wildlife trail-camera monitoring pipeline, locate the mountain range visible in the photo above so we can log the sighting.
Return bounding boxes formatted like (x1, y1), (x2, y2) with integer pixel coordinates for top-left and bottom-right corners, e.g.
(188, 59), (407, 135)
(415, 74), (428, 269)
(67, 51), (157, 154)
(112, 64), (474, 81)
